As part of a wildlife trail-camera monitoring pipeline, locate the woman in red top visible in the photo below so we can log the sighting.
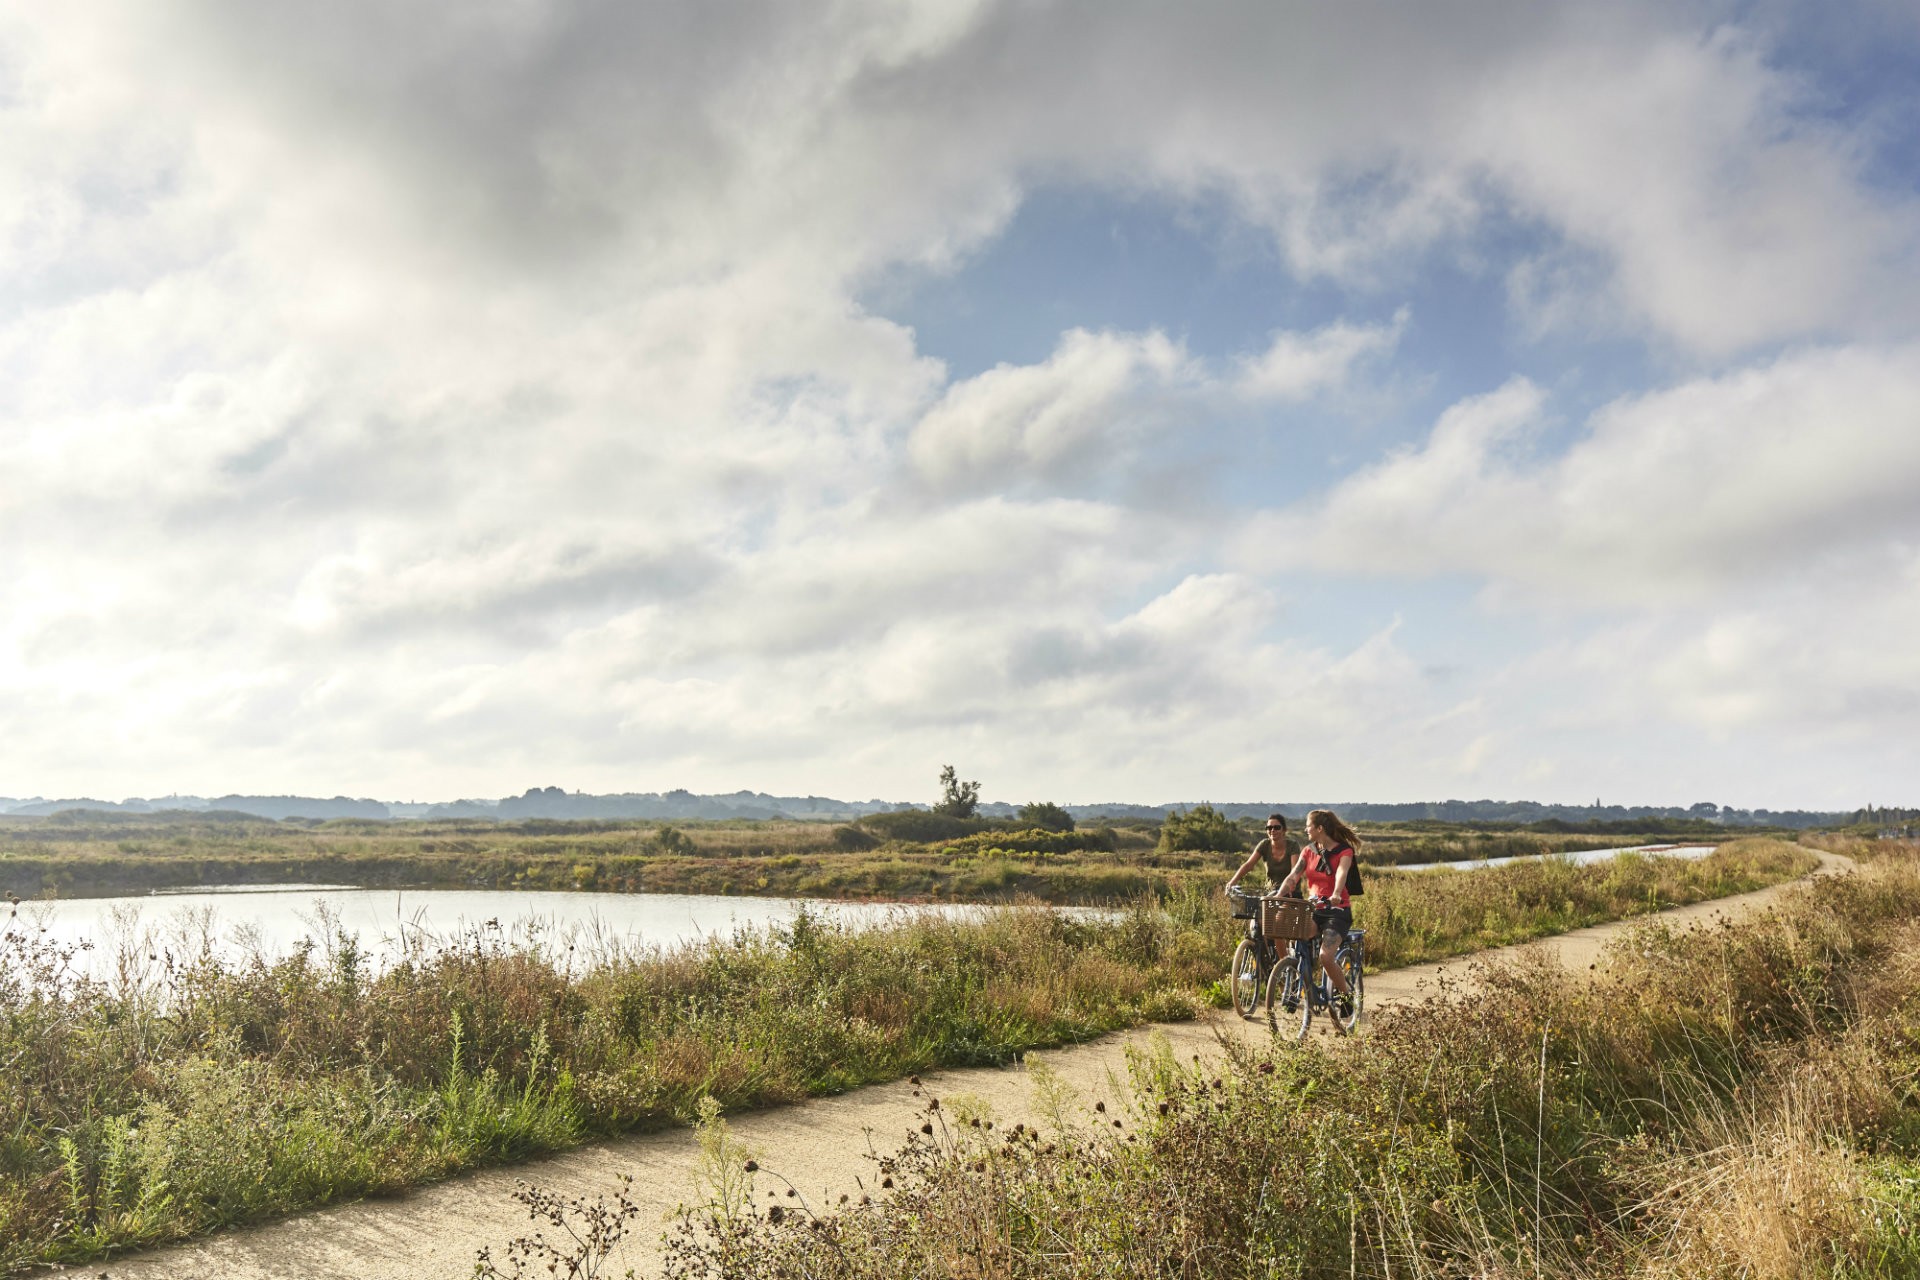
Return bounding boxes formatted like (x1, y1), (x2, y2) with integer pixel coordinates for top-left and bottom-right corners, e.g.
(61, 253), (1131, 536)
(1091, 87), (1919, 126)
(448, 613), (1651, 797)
(1276, 807), (1359, 1013)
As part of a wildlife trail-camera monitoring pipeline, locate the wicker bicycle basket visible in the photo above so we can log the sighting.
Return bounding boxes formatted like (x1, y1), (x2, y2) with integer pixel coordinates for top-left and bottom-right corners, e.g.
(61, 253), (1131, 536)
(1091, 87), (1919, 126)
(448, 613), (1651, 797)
(1261, 897), (1317, 940)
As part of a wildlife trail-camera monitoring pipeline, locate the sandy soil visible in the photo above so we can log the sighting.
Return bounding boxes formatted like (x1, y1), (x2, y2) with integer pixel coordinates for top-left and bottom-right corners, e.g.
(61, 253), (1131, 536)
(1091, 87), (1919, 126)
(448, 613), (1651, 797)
(94, 851), (1852, 1280)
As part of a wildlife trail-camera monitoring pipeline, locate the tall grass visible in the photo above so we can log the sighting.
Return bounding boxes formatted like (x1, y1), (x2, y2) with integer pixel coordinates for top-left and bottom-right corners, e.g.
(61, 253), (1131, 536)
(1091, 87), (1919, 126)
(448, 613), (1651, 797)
(0, 897), (1209, 1271)
(668, 844), (1918, 1279)
(0, 842), (1817, 1272)
(1358, 836), (1812, 967)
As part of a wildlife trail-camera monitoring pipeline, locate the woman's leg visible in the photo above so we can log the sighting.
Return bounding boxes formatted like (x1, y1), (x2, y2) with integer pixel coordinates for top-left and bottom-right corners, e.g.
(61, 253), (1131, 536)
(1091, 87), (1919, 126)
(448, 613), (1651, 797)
(1319, 933), (1350, 993)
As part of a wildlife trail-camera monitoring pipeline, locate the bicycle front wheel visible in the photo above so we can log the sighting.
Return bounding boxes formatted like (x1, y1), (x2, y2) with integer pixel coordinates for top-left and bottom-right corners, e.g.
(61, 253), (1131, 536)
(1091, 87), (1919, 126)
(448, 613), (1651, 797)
(1229, 940), (1264, 1019)
(1328, 949), (1364, 1034)
(1265, 956), (1311, 1043)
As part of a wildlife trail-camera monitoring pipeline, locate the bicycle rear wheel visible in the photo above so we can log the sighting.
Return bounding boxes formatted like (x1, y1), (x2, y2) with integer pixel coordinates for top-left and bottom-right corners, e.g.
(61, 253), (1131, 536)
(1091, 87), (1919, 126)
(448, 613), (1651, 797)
(1229, 940), (1264, 1019)
(1265, 956), (1311, 1042)
(1328, 948), (1363, 1034)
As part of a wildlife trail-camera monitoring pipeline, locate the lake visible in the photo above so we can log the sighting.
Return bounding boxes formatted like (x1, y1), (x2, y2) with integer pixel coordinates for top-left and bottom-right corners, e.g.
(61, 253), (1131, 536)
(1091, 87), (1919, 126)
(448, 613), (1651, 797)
(10, 886), (1032, 983)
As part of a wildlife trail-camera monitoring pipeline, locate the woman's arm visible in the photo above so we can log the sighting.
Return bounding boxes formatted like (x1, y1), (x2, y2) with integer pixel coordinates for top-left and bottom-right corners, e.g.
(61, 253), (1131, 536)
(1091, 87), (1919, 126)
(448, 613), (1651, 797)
(1224, 839), (1267, 891)
(1328, 849), (1352, 900)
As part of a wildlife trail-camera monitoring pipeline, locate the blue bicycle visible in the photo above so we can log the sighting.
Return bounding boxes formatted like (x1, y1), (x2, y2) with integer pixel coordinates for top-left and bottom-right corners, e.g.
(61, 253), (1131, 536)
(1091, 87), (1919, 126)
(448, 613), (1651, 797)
(1264, 912), (1365, 1041)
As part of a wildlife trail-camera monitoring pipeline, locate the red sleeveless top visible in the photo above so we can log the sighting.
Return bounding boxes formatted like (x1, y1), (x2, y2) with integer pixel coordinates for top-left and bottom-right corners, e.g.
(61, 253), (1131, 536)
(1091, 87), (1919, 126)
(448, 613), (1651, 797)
(1297, 844), (1354, 908)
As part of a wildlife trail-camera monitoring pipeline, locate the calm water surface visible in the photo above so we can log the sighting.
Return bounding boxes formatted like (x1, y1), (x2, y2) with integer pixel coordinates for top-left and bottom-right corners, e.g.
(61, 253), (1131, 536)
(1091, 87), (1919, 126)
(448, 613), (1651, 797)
(1389, 842), (1715, 872)
(16, 887), (1031, 981)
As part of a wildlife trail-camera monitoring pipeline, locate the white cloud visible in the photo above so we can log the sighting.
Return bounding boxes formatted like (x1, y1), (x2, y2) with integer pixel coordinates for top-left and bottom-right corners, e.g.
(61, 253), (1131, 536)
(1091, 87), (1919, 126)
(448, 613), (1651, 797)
(909, 329), (1196, 490)
(0, 1), (1916, 803)
(1233, 310), (1407, 400)
(910, 314), (1403, 493)
(1459, 26), (1920, 354)
(1249, 344), (1920, 602)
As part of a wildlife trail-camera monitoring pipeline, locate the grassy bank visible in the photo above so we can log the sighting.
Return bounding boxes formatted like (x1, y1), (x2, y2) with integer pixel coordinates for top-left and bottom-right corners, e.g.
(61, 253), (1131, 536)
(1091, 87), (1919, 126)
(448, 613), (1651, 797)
(670, 841), (1918, 1279)
(0, 841), (1814, 1271)
(1, 811), (1740, 903)
(1355, 836), (1813, 968)
(2, 899), (1203, 1272)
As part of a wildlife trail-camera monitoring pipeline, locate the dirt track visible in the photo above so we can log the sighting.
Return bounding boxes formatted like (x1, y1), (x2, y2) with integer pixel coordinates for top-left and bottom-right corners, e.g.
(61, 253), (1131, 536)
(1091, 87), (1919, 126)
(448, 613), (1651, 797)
(98, 851), (1853, 1280)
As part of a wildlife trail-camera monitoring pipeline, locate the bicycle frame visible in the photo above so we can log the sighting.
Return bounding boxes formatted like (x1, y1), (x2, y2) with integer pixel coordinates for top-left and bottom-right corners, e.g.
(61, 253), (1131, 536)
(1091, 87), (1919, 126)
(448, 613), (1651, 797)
(1267, 923), (1366, 1039)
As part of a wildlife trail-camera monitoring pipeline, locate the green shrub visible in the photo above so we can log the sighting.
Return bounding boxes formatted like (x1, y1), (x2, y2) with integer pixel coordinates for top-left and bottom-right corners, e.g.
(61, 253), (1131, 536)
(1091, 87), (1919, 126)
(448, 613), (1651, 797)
(829, 825), (879, 851)
(941, 828), (1117, 857)
(648, 826), (697, 856)
(1016, 802), (1075, 832)
(1156, 804), (1245, 854)
(854, 810), (989, 844)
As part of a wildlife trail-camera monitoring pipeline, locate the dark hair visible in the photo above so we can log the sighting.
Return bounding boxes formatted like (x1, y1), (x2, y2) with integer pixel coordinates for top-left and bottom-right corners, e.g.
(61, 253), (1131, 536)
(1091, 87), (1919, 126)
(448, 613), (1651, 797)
(1259, 813), (1288, 860)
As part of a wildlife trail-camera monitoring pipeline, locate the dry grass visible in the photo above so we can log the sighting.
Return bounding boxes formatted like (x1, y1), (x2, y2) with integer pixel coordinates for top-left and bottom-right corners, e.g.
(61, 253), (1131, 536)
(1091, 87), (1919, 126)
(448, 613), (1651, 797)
(0, 838), (1826, 1273)
(664, 846), (1920, 1280)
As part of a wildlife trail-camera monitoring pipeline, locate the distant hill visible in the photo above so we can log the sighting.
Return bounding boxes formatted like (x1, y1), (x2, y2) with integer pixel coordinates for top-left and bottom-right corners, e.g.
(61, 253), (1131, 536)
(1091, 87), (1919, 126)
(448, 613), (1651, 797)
(491, 786), (902, 821)
(209, 795), (392, 821)
(6, 797), (139, 816)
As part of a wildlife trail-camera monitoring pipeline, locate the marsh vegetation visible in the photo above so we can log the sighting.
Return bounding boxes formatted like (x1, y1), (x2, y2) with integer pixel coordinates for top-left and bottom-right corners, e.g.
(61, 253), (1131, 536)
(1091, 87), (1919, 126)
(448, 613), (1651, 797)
(668, 839), (1920, 1279)
(0, 835), (1814, 1271)
(1, 808), (1754, 903)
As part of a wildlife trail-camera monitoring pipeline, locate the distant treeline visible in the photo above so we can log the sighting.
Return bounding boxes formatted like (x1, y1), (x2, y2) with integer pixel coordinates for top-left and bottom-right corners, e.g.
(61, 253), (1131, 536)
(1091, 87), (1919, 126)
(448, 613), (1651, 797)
(0, 788), (1878, 829)
(1068, 799), (1850, 830)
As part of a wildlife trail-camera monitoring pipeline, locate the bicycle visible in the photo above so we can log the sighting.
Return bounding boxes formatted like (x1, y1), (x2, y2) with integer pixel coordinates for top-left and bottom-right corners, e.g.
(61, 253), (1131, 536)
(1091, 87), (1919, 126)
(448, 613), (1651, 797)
(1225, 887), (1279, 1019)
(1264, 905), (1365, 1041)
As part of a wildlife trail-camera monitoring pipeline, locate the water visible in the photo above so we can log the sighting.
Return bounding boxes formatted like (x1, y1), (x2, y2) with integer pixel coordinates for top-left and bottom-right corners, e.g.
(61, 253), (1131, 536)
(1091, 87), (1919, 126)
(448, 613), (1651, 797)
(8, 887), (1042, 982)
(1388, 842), (1716, 873)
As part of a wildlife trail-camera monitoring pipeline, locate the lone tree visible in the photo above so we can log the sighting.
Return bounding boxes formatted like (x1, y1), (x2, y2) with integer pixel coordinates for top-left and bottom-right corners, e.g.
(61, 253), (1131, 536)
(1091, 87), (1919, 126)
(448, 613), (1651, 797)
(934, 764), (981, 819)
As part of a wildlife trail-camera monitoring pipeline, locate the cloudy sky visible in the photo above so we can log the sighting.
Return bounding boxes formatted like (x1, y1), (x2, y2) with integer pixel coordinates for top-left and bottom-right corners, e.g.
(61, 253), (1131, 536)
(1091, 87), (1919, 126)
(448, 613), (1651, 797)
(3, 1), (1918, 809)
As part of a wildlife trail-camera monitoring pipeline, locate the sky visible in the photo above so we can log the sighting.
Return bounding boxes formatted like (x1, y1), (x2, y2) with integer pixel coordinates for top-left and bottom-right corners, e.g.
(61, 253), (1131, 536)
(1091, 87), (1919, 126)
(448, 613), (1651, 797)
(2, 0), (1918, 810)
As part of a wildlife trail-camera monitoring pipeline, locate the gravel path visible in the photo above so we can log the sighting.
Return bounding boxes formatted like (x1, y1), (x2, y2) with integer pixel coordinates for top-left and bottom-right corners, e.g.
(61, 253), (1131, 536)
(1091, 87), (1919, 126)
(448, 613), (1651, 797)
(98, 850), (1853, 1280)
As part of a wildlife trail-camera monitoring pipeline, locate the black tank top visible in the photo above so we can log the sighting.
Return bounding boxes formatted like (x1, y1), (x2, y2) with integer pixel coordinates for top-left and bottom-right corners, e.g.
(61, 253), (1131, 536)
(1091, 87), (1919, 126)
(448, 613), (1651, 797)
(1258, 835), (1296, 888)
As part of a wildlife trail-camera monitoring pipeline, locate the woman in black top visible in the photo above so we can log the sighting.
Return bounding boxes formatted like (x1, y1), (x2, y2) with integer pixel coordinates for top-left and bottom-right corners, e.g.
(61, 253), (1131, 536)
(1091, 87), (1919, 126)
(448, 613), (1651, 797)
(1224, 813), (1296, 894)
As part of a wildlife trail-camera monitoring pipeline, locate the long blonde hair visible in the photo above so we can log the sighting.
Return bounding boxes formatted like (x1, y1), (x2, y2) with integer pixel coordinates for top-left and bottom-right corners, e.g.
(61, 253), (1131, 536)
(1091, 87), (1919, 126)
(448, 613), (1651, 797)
(1306, 808), (1362, 852)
